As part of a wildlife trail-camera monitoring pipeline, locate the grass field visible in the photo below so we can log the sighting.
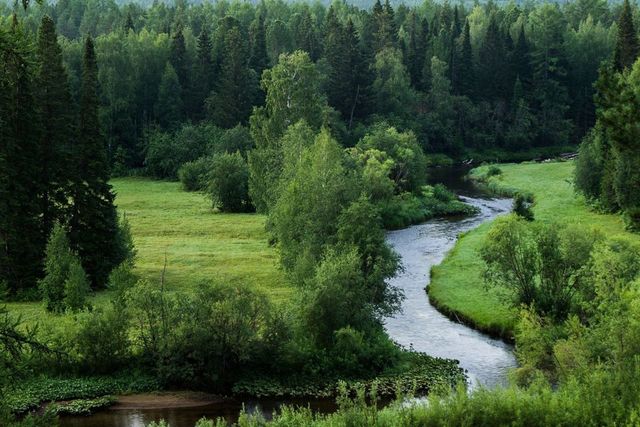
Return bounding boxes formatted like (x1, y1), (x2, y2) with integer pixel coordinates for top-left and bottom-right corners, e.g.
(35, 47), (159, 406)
(7, 178), (287, 324)
(428, 161), (640, 340)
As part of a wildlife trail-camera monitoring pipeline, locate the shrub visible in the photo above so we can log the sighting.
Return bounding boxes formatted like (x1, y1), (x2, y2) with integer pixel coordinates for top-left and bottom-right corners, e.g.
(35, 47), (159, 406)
(74, 305), (130, 374)
(217, 125), (253, 155)
(144, 124), (222, 179)
(486, 165), (503, 177)
(178, 157), (212, 191)
(513, 192), (535, 221)
(206, 152), (252, 212)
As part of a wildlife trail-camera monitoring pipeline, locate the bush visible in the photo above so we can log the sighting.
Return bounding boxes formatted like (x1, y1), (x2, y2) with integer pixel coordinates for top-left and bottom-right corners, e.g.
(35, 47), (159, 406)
(144, 124), (222, 179)
(73, 305), (130, 374)
(513, 192), (535, 221)
(486, 165), (503, 177)
(574, 128), (604, 201)
(206, 152), (252, 212)
(217, 125), (253, 155)
(178, 157), (213, 191)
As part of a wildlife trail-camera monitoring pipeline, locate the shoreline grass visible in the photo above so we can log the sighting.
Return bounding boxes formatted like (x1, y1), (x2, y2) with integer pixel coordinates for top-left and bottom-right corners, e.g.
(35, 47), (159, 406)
(428, 160), (640, 340)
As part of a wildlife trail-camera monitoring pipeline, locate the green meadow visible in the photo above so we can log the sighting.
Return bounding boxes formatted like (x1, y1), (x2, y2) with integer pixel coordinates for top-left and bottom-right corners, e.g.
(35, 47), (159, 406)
(429, 161), (640, 339)
(7, 178), (287, 324)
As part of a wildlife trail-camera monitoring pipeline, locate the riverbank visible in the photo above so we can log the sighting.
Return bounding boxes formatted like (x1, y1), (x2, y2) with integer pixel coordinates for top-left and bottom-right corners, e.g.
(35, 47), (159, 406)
(428, 160), (639, 340)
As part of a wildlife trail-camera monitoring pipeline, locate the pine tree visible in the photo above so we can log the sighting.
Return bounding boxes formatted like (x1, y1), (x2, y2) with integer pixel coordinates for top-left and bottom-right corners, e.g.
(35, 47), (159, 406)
(35, 16), (74, 246)
(206, 26), (255, 128)
(614, 0), (639, 71)
(478, 16), (508, 101)
(124, 11), (134, 32)
(155, 62), (183, 129)
(0, 24), (45, 294)
(192, 27), (214, 120)
(170, 27), (188, 89)
(512, 24), (532, 89)
(69, 36), (121, 288)
(249, 12), (269, 78)
(373, 0), (397, 52)
(456, 19), (475, 97)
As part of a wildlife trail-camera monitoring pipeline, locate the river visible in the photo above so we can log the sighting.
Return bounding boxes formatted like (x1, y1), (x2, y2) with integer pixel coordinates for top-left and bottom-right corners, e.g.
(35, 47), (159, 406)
(60, 167), (516, 426)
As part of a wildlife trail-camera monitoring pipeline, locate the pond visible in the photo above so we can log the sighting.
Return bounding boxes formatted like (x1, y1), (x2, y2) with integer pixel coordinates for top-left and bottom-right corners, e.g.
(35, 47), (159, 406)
(60, 166), (516, 426)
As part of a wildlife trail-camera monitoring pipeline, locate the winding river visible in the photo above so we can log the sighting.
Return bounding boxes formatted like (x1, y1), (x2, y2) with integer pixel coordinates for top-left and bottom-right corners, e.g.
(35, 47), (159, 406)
(60, 167), (516, 427)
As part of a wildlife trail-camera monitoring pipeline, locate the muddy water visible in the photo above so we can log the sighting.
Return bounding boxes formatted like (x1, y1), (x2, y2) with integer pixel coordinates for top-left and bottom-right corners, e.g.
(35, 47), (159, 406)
(60, 167), (516, 426)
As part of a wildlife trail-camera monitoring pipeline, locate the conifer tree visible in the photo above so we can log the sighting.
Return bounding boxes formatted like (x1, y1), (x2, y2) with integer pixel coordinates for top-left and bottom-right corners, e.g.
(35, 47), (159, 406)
(63, 257), (90, 312)
(455, 19), (475, 97)
(155, 62), (183, 129)
(478, 16), (507, 100)
(0, 24), (44, 293)
(512, 24), (532, 89)
(39, 223), (73, 313)
(206, 26), (255, 128)
(249, 12), (269, 78)
(373, 0), (397, 52)
(69, 36), (120, 288)
(192, 27), (214, 120)
(170, 27), (188, 89)
(614, 0), (639, 71)
(35, 16), (74, 244)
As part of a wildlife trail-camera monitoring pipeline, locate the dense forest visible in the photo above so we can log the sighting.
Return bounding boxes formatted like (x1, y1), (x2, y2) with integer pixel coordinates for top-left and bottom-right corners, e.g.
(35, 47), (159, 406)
(2, 0), (640, 425)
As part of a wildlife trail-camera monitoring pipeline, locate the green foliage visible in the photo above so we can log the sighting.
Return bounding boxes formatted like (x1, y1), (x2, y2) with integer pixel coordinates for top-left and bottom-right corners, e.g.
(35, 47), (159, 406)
(178, 157), (212, 192)
(144, 124), (221, 180)
(206, 152), (251, 213)
(5, 374), (159, 414)
(68, 36), (121, 288)
(355, 125), (427, 194)
(486, 165), (502, 177)
(127, 279), (281, 389)
(574, 128), (605, 201)
(481, 216), (602, 321)
(48, 396), (115, 415)
(63, 257), (90, 313)
(513, 192), (535, 221)
(38, 224), (73, 313)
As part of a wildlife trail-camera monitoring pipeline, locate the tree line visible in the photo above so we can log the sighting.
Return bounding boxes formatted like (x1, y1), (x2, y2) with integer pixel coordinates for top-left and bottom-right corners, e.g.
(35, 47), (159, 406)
(575, 0), (640, 231)
(1, 0), (624, 172)
(1, 12), (129, 298)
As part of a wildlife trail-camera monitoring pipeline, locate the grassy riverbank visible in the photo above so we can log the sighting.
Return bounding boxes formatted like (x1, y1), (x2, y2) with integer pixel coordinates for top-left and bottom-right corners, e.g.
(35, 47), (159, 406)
(428, 161), (639, 340)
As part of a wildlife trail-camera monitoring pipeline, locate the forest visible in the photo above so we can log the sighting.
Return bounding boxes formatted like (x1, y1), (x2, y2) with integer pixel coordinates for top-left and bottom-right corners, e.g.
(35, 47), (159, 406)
(1, 0), (640, 425)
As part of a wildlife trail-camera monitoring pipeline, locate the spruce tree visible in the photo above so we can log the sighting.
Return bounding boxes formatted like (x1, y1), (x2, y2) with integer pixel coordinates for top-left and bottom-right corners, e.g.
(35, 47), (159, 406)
(35, 16), (74, 246)
(249, 13), (269, 78)
(478, 16), (507, 101)
(512, 24), (532, 89)
(69, 36), (120, 288)
(456, 19), (475, 98)
(63, 257), (90, 312)
(192, 27), (214, 120)
(39, 223), (73, 313)
(170, 27), (188, 89)
(0, 24), (45, 294)
(614, 0), (639, 71)
(206, 26), (255, 128)
(373, 0), (397, 52)
(155, 63), (183, 129)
